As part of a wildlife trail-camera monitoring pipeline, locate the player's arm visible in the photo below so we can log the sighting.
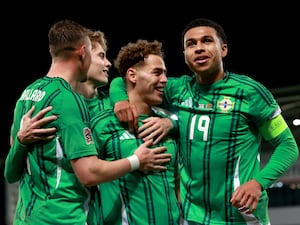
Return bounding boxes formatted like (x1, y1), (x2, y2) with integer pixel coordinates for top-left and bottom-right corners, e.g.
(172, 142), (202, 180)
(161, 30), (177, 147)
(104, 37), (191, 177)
(4, 137), (30, 183)
(254, 114), (298, 188)
(109, 77), (138, 132)
(137, 106), (179, 145)
(231, 114), (299, 213)
(71, 139), (172, 186)
(16, 106), (57, 144)
(4, 106), (57, 183)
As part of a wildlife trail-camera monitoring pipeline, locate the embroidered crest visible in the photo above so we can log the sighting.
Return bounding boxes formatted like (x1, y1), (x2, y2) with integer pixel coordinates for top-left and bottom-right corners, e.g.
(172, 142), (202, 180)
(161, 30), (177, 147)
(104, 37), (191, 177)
(217, 97), (234, 113)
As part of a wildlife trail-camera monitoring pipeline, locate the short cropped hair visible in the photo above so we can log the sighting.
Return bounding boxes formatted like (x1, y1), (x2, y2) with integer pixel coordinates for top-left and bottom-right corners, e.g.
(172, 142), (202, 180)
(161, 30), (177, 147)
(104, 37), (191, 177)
(182, 18), (227, 46)
(48, 19), (91, 57)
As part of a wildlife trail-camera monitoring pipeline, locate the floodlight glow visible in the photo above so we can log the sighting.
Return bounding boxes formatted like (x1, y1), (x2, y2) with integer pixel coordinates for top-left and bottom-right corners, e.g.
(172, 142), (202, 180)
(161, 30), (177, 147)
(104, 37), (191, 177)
(292, 119), (300, 126)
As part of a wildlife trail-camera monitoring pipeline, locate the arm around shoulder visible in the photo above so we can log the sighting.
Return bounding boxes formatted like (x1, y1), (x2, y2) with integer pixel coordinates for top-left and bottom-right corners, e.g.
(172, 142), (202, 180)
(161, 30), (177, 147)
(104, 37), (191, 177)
(109, 77), (128, 105)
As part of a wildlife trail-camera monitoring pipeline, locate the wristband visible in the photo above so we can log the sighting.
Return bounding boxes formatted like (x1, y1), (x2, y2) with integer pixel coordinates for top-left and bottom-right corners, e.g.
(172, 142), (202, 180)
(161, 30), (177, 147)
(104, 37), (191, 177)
(127, 154), (140, 171)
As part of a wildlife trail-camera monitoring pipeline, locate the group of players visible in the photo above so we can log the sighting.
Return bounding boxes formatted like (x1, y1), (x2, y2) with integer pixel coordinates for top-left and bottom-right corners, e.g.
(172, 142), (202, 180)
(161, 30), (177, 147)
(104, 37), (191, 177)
(4, 18), (299, 225)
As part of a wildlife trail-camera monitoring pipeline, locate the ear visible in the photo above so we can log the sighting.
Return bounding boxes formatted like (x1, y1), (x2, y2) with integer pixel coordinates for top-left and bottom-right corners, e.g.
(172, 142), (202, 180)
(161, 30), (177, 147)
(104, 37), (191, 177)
(126, 68), (137, 83)
(77, 44), (87, 60)
(221, 44), (228, 58)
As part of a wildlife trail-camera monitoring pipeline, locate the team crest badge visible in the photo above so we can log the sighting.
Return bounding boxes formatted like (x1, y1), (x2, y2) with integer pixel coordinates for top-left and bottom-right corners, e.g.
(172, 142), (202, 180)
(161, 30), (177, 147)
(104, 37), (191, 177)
(217, 97), (234, 113)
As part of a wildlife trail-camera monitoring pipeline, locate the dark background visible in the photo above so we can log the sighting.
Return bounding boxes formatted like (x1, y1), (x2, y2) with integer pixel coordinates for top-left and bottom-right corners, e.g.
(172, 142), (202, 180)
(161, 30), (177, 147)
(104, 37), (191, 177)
(1, 2), (299, 223)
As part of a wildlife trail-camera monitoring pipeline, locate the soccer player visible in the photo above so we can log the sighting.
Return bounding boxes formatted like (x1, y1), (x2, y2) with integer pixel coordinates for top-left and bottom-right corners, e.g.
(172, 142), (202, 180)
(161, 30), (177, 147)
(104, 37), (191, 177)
(109, 18), (299, 225)
(91, 39), (181, 224)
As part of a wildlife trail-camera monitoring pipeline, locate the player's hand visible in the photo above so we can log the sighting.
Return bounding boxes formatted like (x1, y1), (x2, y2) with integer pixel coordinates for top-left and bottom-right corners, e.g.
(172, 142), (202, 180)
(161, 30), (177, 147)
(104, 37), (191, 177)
(138, 117), (173, 145)
(134, 139), (171, 172)
(17, 105), (57, 144)
(114, 100), (138, 133)
(230, 179), (262, 214)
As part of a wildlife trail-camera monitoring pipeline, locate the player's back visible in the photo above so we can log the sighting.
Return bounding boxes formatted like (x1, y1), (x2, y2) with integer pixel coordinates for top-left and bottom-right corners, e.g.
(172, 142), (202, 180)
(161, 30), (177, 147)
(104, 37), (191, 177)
(11, 76), (97, 225)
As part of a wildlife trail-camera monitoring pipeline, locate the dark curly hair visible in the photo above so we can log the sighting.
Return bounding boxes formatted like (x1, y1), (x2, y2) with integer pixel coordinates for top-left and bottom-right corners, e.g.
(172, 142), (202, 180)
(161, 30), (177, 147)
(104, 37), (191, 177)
(114, 39), (164, 76)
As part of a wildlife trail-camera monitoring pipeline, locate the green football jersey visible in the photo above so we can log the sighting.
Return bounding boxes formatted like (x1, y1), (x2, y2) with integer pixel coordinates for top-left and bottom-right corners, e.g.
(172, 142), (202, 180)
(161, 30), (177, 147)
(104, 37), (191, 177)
(86, 90), (112, 119)
(9, 76), (98, 225)
(85, 91), (111, 225)
(91, 110), (181, 225)
(163, 72), (280, 225)
(108, 72), (298, 225)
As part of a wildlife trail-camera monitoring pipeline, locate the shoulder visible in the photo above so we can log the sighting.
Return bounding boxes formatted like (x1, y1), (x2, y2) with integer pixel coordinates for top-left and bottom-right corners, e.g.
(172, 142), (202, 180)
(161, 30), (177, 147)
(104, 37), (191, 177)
(166, 75), (194, 90)
(90, 109), (116, 127)
(227, 72), (273, 97)
(227, 72), (279, 113)
(167, 75), (193, 83)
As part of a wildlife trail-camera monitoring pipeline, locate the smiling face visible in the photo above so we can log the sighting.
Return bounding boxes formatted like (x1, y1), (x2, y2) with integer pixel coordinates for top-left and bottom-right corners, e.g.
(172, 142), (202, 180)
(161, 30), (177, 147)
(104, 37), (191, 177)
(127, 54), (167, 108)
(87, 41), (111, 88)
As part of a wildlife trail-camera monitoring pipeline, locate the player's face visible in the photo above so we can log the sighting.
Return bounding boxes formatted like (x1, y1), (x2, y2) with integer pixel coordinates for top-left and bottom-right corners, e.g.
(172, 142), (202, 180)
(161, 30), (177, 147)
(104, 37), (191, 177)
(87, 42), (111, 88)
(135, 54), (167, 106)
(183, 26), (227, 77)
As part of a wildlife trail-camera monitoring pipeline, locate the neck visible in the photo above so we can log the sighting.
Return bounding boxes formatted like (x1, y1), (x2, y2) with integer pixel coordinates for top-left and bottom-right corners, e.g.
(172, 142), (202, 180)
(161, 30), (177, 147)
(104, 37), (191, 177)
(196, 71), (225, 85)
(47, 59), (83, 87)
(128, 92), (151, 115)
(74, 82), (97, 99)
